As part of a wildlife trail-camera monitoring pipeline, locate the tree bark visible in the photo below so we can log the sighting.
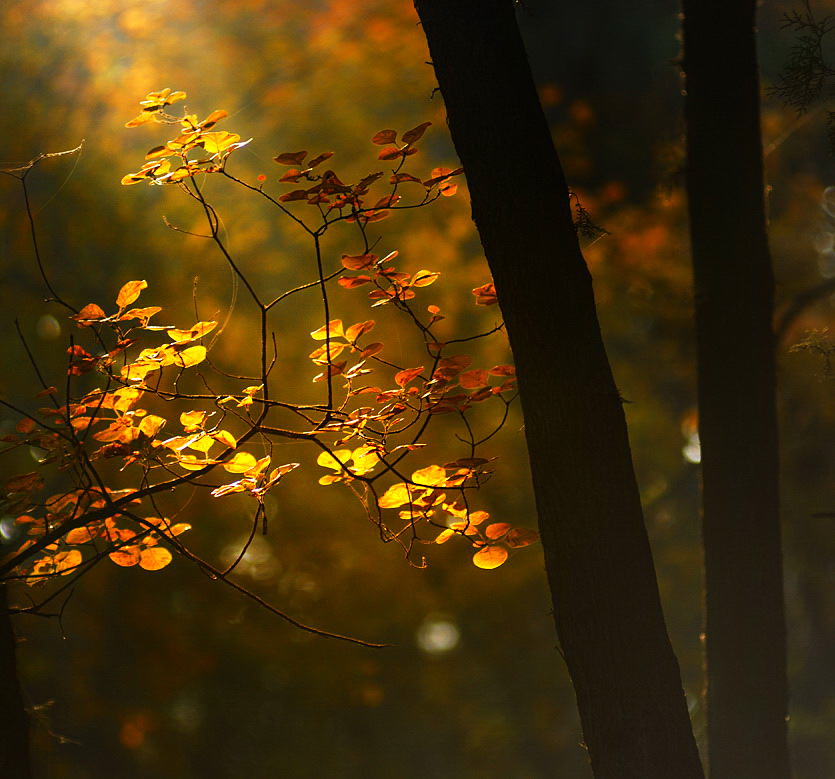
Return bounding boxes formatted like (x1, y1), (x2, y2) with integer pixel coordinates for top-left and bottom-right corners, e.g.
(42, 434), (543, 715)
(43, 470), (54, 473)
(0, 586), (31, 779)
(414, 1), (704, 776)
(682, 3), (790, 778)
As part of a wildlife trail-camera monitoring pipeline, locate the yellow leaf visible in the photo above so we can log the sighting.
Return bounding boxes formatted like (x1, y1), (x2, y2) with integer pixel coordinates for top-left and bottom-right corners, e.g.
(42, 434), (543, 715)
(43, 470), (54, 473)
(411, 465), (447, 487)
(173, 345), (207, 368)
(168, 321), (218, 343)
(412, 270), (440, 288)
(316, 449), (352, 471)
(378, 483), (412, 509)
(180, 410), (208, 431)
(175, 454), (216, 471)
(187, 434), (215, 453)
(116, 280), (148, 309)
(211, 430), (237, 449)
(223, 451), (257, 474)
(473, 546), (508, 570)
(138, 415), (166, 438)
(200, 131), (241, 155)
(112, 387), (144, 412)
(435, 529), (455, 544)
(139, 546), (172, 571)
(310, 319), (345, 341)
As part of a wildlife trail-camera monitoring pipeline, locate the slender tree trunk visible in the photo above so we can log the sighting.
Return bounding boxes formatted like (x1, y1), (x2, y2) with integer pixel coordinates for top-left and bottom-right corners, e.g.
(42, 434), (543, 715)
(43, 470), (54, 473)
(0, 586), (31, 778)
(682, 3), (790, 778)
(414, 1), (703, 776)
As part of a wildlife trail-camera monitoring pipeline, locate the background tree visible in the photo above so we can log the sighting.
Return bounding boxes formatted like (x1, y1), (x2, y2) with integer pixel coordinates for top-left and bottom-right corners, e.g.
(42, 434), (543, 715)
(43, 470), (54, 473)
(682, 3), (790, 777)
(414, 1), (703, 776)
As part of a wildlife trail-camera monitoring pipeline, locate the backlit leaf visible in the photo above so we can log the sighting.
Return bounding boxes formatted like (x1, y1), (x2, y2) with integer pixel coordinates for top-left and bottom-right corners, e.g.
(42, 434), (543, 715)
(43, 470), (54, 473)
(140, 546), (172, 571)
(116, 280), (148, 308)
(168, 321), (218, 343)
(378, 483), (413, 509)
(484, 522), (512, 540)
(173, 345), (207, 368)
(110, 547), (141, 567)
(138, 415), (166, 438)
(473, 545), (508, 570)
(401, 121), (431, 145)
(223, 452), (258, 474)
(395, 367), (424, 387)
(310, 319), (345, 340)
(71, 303), (107, 325)
(317, 449), (352, 471)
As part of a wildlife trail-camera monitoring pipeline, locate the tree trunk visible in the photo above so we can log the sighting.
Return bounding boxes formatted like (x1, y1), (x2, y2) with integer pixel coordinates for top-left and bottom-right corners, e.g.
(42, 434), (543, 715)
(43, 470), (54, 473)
(681, 3), (790, 778)
(414, 1), (703, 776)
(0, 586), (31, 779)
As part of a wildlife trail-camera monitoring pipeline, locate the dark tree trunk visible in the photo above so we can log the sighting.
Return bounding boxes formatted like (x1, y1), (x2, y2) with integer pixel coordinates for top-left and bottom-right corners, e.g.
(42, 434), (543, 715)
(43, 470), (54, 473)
(682, 3), (790, 778)
(0, 586), (31, 779)
(414, 1), (703, 776)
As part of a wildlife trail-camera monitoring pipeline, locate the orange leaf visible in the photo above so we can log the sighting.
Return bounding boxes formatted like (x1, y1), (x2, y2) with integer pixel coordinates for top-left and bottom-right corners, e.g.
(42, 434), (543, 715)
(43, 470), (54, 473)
(472, 282), (498, 306)
(341, 253), (377, 271)
(274, 151), (308, 166)
(505, 527), (540, 548)
(71, 303), (107, 325)
(402, 122), (431, 145)
(473, 545), (508, 570)
(139, 546), (172, 571)
(484, 522), (512, 540)
(371, 129), (397, 146)
(395, 367), (424, 387)
(116, 280), (148, 309)
(307, 151), (334, 168)
(459, 369), (489, 389)
(110, 547), (141, 567)
(338, 275), (372, 289)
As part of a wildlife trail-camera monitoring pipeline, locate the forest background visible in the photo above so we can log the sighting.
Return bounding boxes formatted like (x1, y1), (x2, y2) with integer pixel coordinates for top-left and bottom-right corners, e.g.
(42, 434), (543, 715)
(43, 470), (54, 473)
(0, 0), (833, 776)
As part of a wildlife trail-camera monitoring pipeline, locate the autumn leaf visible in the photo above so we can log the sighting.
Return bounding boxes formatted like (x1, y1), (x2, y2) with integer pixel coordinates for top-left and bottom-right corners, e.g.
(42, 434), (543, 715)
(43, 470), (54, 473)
(378, 483), (413, 509)
(71, 303), (107, 326)
(412, 270), (440, 287)
(310, 319), (345, 341)
(138, 415), (166, 438)
(223, 452), (258, 474)
(110, 547), (141, 567)
(411, 465), (447, 487)
(116, 280), (148, 309)
(473, 545), (508, 570)
(274, 151), (308, 166)
(394, 367), (424, 387)
(401, 121), (431, 145)
(371, 129), (397, 146)
(505, 527), (539, 548)
(472, 282), (498, 306)
(341, 253), (377, 271)
(139, 547), (172, 571)
(172, 345), (207, 368)
(168, 321), (218, 343)
(459, 369), (490, 389)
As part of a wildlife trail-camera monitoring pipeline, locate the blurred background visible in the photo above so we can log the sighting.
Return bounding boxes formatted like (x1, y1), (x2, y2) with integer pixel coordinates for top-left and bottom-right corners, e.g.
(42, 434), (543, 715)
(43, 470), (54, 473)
(0, 0), (833, 776)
